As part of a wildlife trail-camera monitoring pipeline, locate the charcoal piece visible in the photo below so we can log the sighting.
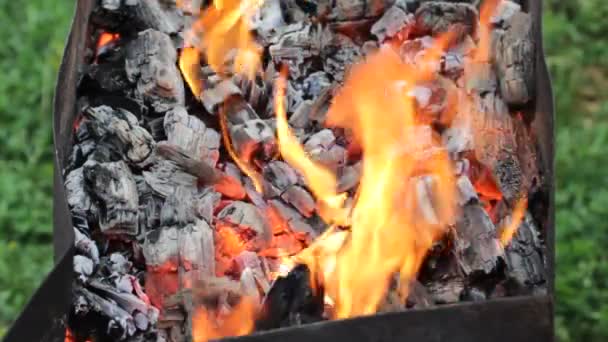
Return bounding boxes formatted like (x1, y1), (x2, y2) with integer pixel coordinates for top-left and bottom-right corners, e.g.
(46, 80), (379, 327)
(493, 11), (535, 106)
(125, 29), (184, 113)
(425, 274), (465, 304)
(240, 267), (262, 303)
(454, 203), (504, 275)
(304, 129), (347, 172)
(414, 1), (478, 36)
(107, 253), (132, 275)
(79, 287), (137, 339)
(89, 279), (159, 324)
(235, 251), (271, 294)
(269, 200), (318, 240)
(142, 159), (198, 198)
(84, 160), (139, 236)
(65, 167), (95, 216)
(163, 106), (220, 167)
(326, 0), (392, 21)
(194, 187), (222, 224)
(132, 0), (183, 35)
(302, 71), (332, 99)
(251, 0), (286, 41)
(200, 79), (242, 114)
(406, 280), (434, 309)
(144, 220), (215, 274)
(502, 213), (546, 292)
(338, 161), (362, 192)
(263, 161), (300, 192)
(87, 61), (132, 93)
(74, 228), (100, 264)
(281, 185), (316, 218)
(217, 201), (272, 251)
(400, 36), (435, 65)
(84, 105), (154, 164)
(257, 264), (324, 330)
(288, 100), (314, 129)
(136, 175), (164, 231)
(490, 0), (521, 27)
(74, 255), (94, 281)
(456, 175), (478, 205)
(323, 34), (363, 82)
(371, 5), (413, 41)
(229, 118), (276, 159)
(159, 186), (196, 227)
(410, 77), (458, 125)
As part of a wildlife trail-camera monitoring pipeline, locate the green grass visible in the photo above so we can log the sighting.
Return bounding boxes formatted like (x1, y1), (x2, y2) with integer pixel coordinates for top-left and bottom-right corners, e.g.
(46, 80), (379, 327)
(0, 0), (607, 340)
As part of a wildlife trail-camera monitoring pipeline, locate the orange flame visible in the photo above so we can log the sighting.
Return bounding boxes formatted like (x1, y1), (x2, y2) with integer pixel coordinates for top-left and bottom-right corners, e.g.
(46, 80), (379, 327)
(499, 197), (528, 245)
(188, 0), (263, 79)
(192, 297), (256, 342)
(277, 45), (457, 318)
(475, 0), (501, 62)
(179, 47), (203, 96)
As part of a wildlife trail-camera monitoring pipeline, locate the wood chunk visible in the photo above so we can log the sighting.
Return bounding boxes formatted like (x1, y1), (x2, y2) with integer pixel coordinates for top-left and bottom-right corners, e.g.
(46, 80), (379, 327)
(125, 29), (184, 113)
(454, 204), (504, 275)
(142, 159), (198, 198)
(371, 5), (413, 41)
(281, 185), (316, 218)
(493, 11), (535, 106)
(164, 106), (220, 167)
(83, 160), (139, 236)
(217, 201), (272, 251)
(414, 1), (478, 37)
(84, 105), (154, 164)
(502, 213), (546, 291)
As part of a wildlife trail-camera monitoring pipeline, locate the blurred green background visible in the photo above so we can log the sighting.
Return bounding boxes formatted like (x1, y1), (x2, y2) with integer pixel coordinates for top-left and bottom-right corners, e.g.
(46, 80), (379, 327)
(0, 0), (606, 340)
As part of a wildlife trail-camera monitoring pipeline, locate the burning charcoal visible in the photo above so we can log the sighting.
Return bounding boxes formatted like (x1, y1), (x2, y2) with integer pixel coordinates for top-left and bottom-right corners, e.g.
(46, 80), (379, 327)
(65, 167), (95, 216)
(74, 255), (94, 282)
(409, 77), (458, 125)
(338, 161), (362, 192)
(194, 187), (222, 224)
(74, 228), (100, 264)
(281, 185), (316, 218)
(84, 105), (154, 164)
(137, 175), (164, 231)
(454, 204), (504, 275)
(269, 200), (318, 240)
(414, 1), (478, 37)
(240, 267), (262, 303)
(230, 118), (276, 159)
(79, 287), (137, 339)
(492, 11), (535, 106)
(304, 129), (346, 171)
(125, 29), (185, 113)
(200, 79), (242, 114)
(235, 251), (271, 293)
(502, 213), (546, 292)
(142, 159), (198, 198)
(84, 160), (139, 236)
(163, 106), (220, 167)
(143, 220), (215, 276)
(217, 201), (272, 251)
(263, 161), (299, 192)
(371, 5), (413, 41)
(257, 264), (324, 330)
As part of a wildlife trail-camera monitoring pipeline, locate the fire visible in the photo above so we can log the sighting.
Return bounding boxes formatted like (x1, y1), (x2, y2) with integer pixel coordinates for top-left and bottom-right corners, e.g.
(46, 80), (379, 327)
(475, 0), (500, 62)
(499, 197), (528, 245)
(192, 297), (256, 342)
(179, 47), (203, 96)
(277, 45), (457, 318)
(182, 0), (263, 80)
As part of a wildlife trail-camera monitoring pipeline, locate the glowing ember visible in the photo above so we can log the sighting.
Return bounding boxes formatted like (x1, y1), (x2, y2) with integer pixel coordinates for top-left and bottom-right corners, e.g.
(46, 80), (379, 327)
(96, 32), (120, 52)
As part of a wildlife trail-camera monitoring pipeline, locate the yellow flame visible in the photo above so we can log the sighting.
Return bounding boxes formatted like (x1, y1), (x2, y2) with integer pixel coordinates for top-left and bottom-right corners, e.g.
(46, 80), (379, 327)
(277, 46), (457, 318)
(499, 197), (528, 246)
(179, 47), (203, 96)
